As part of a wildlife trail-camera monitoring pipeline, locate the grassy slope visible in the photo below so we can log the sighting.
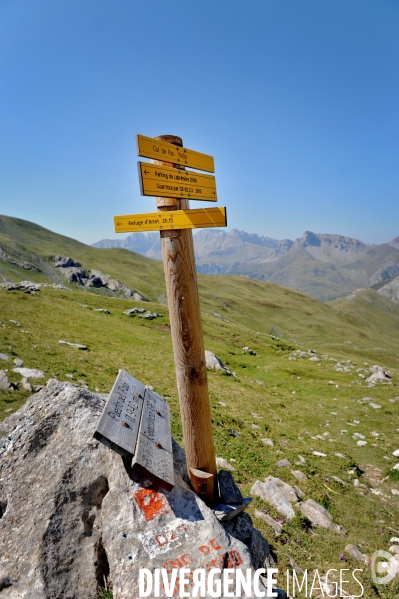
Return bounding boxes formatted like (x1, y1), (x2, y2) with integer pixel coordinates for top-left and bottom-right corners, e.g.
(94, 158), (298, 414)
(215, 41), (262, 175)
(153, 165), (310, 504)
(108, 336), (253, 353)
(1, 215), (399, 596)
(0, 215), (166, 300)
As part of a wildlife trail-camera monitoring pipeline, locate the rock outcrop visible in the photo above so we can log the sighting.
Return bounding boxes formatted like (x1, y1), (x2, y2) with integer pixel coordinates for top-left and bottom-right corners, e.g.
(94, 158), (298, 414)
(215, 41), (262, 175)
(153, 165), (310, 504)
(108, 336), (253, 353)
(54, 257), (148, 301)
(0, 381), (277, 598)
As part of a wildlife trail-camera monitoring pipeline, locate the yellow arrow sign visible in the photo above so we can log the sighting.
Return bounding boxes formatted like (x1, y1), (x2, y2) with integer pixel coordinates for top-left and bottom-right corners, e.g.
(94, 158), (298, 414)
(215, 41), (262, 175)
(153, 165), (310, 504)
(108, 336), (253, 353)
(137, 162), (217, 202)
(136, 134), (215, 173)
(114, 207), (227, 233)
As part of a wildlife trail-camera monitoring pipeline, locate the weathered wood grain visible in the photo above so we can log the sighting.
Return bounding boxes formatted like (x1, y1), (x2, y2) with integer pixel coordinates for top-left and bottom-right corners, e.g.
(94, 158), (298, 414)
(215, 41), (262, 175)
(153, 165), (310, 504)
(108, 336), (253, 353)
(153, 134), (217, 503)
(132, 389), (174, 491)
(93, 370), (145, 457)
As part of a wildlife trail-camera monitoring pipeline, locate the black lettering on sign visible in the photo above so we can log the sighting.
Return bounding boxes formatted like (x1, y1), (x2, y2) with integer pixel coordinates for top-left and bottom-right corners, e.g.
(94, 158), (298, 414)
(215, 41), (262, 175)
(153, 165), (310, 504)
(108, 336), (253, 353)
(132, 389), (174, 491)
(93, 370), (145, 457)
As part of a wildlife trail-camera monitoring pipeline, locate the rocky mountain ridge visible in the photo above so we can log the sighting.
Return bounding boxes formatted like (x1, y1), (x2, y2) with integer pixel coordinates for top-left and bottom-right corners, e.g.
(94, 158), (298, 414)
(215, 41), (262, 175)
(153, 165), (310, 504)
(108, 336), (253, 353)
(93, 229), (399, 301)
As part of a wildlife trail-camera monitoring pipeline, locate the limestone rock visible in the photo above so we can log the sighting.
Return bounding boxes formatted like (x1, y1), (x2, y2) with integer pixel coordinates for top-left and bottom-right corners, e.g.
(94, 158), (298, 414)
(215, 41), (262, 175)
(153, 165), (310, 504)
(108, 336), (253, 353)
(251, 476), (299, 520)
(205, 351), (233, 375)
(13, 358), (23, 367)
(0, 353), (10, 361)
(216, 457), (235, 471)
(0, 381), (277, 598)
(0, 370), (11, 390)
(242, 347), (256, 355)
(4, 281), (41, 293)
(123, 308), (146, 316)
(12, 367), (45, 379)
(54, 256), (81, 268)
(366, 365), (391, 383)
(21, 377), (32, 392)
(261, 438), (274, 447)
(59, 340), (88, 350)
(254, 510), (282, 536)
(291, 470), (308, 483)
(345, 544), (369, 564)
(297, 499), (346, 534)
(276, 459), (290, 468)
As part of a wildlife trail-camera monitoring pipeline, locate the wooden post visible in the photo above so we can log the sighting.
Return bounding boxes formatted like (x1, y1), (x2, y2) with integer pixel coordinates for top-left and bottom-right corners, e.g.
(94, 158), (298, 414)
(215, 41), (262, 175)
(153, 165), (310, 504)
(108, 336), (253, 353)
(153, 134), (217, 503)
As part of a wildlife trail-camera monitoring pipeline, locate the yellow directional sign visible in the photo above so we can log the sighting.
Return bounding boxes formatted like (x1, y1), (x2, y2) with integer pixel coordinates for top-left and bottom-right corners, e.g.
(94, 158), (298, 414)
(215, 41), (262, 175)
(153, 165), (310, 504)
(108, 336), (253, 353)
(136, 134), (215, 173)
(114, 207), (227, 233)
(137, 162), (217, 202)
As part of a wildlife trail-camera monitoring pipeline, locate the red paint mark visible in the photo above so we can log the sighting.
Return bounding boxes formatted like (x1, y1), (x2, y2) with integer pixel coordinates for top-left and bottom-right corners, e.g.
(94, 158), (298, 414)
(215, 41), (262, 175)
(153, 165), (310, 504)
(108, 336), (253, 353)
(210, 549), (243, 569)
(155, 523), (187, 547)
(199, 545), (211, 555)
(209, 538), (222, 551)
(132, 488), (170, 521)
(162, 555), (195, 597)
(228, 549), (243, 567)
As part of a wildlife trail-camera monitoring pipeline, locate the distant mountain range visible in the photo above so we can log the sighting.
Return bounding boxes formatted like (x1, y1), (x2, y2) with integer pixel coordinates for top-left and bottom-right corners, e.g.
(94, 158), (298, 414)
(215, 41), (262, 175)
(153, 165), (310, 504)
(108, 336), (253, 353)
(92, 229), (399, 301)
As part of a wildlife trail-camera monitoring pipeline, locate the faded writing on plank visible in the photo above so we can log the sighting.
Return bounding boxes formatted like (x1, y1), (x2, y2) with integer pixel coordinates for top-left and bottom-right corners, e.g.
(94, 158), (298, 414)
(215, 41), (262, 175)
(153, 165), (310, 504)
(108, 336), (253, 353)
(93, 369), (145, 456)
(132, 389), (174, 491)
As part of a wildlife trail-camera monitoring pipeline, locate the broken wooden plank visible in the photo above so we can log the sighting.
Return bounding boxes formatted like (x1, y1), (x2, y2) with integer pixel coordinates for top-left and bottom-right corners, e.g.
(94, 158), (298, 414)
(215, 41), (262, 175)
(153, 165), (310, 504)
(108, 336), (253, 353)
(132, 389), (174, 491)
(190, 468), (214, 506)
(93, 370), (145, 457)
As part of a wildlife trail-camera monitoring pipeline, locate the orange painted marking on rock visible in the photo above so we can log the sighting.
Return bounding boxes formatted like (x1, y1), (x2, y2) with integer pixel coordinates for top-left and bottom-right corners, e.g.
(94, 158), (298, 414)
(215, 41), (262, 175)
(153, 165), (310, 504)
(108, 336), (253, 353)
(132, 488), (171, 521)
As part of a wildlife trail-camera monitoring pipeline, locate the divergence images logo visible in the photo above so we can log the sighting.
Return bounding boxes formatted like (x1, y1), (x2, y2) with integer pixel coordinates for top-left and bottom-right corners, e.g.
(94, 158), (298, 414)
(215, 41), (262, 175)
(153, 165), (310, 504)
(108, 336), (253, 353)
(371, 550), (398, 585)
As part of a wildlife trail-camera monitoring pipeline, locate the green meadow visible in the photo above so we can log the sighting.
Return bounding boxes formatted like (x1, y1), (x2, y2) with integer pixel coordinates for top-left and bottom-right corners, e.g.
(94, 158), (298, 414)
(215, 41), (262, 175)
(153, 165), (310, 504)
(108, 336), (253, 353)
(1, 215), (399, 597)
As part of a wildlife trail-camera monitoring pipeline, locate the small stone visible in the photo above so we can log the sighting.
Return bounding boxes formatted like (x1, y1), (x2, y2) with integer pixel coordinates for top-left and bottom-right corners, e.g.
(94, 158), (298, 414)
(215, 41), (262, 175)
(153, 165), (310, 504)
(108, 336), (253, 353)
(331, 475), (347, 486)
(296, 455), (306, 465)
(12, 367), (45, 379)
(218, 401), (226, 406)
(312, 451), (327, 457)
(261, 438), (274, 447)
(0, 353), (10, 361)
(213, 498), (252, 522)
(0, 370), (11, 390)
(59, 340), (87, 350)
(291, 470), (307, 483)
(205, 351), (233, 376)
(391, 489), (399, 496)
(357, 440), (367, 446)
(345, 544), (368, 563)
(216, 457), (235, 471)
(392, 449), (399, 457)
(298, 499), (346, 534)
(334, 453), (346, 458)
(251, 476), (299, 520)
(276, 459), (290, 468)
(254, 509), (282, 536)
(370, 403), (381, 409)
(21, 377), (32, 392)
(13, 358), (24, 367)
(252, 424), (260, 430)
(94, 308), (110, 314)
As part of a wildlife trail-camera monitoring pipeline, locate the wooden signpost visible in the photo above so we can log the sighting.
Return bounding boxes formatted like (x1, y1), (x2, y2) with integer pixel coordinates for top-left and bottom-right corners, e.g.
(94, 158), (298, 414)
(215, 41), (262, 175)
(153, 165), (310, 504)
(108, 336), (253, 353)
(137, 162), (217, 201)
(136, 134), (215, 172)
(111, 134), (226, 504)
(114, 207), (227, 233)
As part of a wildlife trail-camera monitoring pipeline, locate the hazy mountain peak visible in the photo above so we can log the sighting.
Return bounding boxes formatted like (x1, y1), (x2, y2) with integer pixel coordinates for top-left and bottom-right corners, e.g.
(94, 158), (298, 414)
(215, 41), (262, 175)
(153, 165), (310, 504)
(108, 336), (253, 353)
(389, 236), (399, 250)
(296, 231), (367, 251)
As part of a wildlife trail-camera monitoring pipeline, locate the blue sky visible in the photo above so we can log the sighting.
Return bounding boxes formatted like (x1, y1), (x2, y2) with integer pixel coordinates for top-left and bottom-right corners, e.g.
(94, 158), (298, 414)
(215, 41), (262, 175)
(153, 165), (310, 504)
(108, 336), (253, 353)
(0, 0), (398, 245)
